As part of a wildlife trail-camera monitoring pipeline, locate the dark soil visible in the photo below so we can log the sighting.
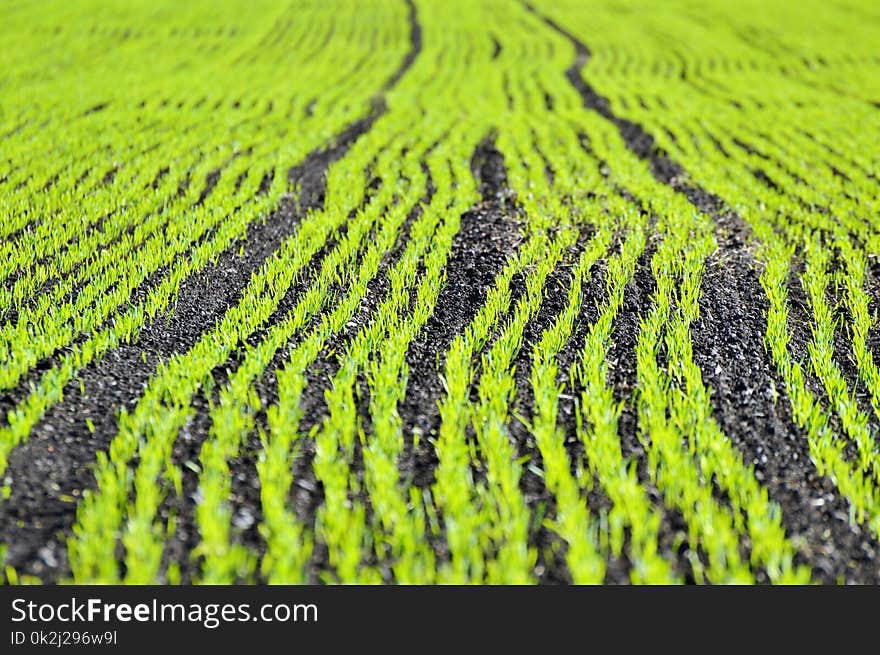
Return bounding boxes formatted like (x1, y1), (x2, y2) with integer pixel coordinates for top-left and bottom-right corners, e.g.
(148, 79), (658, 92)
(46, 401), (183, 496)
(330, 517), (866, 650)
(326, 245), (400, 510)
(693, 247), (880, 583)
(397, 136), (524, 492)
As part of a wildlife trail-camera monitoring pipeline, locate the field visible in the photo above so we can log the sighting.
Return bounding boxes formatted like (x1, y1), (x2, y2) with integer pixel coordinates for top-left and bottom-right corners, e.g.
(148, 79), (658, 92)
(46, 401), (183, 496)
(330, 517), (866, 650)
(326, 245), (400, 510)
(1, 0), (879, 585)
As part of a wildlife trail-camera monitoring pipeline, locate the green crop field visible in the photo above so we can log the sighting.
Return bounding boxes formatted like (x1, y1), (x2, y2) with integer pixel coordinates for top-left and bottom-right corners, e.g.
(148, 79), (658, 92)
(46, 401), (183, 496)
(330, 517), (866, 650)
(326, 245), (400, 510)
(1, 0), (879, 585)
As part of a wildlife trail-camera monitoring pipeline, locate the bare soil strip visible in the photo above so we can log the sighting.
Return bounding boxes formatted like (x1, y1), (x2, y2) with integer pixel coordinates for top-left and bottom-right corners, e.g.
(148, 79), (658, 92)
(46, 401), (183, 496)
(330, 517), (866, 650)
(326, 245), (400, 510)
(697, 251), (880, 583)
(397, 137), (524, 491)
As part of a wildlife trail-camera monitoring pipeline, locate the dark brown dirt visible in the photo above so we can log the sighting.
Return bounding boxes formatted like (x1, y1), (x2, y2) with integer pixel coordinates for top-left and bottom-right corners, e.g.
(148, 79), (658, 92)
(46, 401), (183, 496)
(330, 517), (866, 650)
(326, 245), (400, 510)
(694, 248), (880, 583)
(396, 136), (524, 492)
